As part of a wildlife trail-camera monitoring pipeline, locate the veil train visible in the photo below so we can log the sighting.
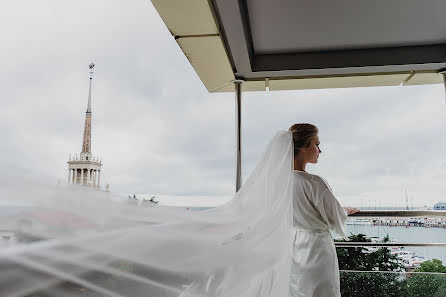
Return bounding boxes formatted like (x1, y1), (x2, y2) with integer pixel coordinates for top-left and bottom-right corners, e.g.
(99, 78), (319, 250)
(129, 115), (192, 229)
(0, 130), (294, 297)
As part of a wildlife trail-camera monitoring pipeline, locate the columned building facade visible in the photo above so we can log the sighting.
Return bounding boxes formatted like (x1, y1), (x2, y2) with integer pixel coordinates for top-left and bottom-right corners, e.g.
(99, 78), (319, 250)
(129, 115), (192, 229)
(68, 63), (103, 187)
(68, 156), (102, 187)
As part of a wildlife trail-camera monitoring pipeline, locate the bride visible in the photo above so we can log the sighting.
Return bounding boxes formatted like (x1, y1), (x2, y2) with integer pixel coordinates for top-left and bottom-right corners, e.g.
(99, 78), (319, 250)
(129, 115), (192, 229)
(0, 124), (357, 297)
(289, 123), (359, 297)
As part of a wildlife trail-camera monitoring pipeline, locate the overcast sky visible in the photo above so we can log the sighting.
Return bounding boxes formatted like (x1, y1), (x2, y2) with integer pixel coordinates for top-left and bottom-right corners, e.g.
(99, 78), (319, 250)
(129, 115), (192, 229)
(1, 0), (446, 208)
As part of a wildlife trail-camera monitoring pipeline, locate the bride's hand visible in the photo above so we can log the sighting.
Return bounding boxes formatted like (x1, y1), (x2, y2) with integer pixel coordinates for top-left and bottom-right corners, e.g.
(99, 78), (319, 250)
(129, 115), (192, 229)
(343, 207), (360, 215)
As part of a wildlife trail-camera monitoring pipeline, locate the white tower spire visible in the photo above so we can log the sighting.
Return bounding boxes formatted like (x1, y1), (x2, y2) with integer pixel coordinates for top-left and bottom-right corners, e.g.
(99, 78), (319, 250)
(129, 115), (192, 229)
(67, 63), (102, 188)
(86, 62), (94, 113)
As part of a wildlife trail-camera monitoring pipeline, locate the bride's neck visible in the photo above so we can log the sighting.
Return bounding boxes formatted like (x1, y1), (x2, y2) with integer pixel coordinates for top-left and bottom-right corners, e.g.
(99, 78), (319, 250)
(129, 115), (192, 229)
(293, 156), (307, 172)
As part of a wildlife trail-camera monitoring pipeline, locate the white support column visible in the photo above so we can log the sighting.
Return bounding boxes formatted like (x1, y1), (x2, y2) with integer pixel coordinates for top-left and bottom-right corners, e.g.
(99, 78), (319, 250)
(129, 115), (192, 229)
(232, 79), (244, 192)
(68, 169), (72, 184)
(80, 169), (84, 185)
(97, 170), (101, 187)
(87, 169), (91, 186)
(93, 170), (96, 186)
(74, 169), (78, 184)
(442, 71), (446, 104)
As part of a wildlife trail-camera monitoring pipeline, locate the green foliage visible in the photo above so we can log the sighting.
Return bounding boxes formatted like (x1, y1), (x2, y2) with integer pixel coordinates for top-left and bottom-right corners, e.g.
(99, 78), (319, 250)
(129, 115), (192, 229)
(417, 259), (446, 273)
(336, 233), (407, 297)
(336, 234), (371, 271)
(337, 234), (446, 297)
(336, 233), (402, 272)
(405, 259), (446, 297)
(340, 272), (407, 297)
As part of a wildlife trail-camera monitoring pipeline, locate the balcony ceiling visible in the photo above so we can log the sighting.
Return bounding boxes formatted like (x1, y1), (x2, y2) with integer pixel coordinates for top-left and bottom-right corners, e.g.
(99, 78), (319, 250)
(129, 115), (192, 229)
(151, 0), (446, 92)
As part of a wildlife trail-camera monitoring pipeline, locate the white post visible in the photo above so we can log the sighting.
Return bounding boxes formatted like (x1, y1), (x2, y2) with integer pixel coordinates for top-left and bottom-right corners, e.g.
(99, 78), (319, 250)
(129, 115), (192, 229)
(232, 79), (244, 192)
(97, 170), (101, 187)
(93, 170), (97, 186)
(87, 169), (91, 186)
(80, 169), (84, 185)
(74, 169), (78, 184)
(442, 71), (446, 104)
(68, 169), (72, 184)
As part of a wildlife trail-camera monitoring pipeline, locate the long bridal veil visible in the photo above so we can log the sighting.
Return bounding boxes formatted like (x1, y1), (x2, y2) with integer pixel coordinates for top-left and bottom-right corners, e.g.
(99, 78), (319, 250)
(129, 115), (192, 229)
(0, 131), (294, 297)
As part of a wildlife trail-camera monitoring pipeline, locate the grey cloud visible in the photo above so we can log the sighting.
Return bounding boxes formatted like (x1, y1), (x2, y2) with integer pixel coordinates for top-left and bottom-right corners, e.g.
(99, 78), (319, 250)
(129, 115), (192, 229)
(1, 0), (446, 207)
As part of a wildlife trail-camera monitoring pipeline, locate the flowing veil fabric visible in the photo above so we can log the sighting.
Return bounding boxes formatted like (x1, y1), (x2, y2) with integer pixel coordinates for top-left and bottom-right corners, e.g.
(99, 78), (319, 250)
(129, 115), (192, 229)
(0, 131), (294, 297)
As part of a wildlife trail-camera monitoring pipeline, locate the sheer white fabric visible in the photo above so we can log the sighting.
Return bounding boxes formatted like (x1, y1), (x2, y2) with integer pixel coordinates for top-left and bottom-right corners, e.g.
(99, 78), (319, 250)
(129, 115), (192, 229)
(290, 171), (348, 297)
(0, 130), (295, 297)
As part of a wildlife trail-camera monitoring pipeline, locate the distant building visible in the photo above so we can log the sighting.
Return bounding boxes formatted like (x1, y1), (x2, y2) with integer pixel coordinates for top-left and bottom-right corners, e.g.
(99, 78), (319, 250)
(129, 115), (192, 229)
(434, 201), (446, 210)
(67, 63), (102, 187)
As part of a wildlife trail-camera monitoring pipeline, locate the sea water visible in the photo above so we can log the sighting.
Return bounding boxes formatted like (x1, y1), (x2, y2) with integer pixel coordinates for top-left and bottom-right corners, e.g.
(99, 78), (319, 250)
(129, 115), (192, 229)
(339, 224), (446, 264)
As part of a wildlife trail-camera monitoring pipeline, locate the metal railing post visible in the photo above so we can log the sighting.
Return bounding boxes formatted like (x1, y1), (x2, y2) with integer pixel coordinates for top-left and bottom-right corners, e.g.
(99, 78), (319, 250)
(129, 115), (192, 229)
(232, 79), (244, 192)
(441, 70), (446, 104)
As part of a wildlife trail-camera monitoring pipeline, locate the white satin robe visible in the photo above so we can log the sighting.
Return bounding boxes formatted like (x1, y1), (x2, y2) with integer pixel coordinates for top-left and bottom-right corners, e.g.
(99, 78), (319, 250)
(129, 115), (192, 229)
(290, 171), (348, 297)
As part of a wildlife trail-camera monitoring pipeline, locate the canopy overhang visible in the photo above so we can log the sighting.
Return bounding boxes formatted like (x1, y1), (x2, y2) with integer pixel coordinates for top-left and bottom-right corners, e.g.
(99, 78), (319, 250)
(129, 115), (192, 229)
(151, 0), (446, 192)
(152, 0), (446, 92)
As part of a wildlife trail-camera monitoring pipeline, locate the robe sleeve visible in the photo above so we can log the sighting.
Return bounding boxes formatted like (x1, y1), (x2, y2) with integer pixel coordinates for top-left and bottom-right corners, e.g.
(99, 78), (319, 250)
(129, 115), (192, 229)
(313, 179), (348, 239)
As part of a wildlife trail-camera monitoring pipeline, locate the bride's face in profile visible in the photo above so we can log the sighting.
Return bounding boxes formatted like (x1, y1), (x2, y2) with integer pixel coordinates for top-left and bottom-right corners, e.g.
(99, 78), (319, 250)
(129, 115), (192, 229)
(305, 135), (321, 164)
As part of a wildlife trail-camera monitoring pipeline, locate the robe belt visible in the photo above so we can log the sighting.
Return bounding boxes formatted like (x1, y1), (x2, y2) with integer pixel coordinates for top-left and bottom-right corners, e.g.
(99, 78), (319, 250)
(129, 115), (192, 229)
(292, 226), (328, 233)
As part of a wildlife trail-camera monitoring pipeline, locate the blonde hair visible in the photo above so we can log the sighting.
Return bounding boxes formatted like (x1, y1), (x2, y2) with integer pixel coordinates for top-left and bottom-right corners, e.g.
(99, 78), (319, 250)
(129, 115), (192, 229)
(289, 123), (319, 156)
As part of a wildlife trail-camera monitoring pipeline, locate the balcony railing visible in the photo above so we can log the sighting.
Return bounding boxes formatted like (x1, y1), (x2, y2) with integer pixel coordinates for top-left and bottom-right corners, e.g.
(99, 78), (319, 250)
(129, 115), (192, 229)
(336, 242), (446, 247)
(349, 210), (446, 217)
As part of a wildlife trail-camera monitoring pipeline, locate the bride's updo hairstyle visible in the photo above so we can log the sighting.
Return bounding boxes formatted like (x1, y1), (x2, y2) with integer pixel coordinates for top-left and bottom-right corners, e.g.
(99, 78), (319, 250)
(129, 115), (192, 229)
(289, 123), (319, 156)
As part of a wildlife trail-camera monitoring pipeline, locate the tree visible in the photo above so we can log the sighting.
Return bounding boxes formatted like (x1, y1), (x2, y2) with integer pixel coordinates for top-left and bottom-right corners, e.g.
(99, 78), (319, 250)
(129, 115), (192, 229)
(416, 259), (446, 273)
(336, 233), (407, 297)
(406, 259), (446, 297)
